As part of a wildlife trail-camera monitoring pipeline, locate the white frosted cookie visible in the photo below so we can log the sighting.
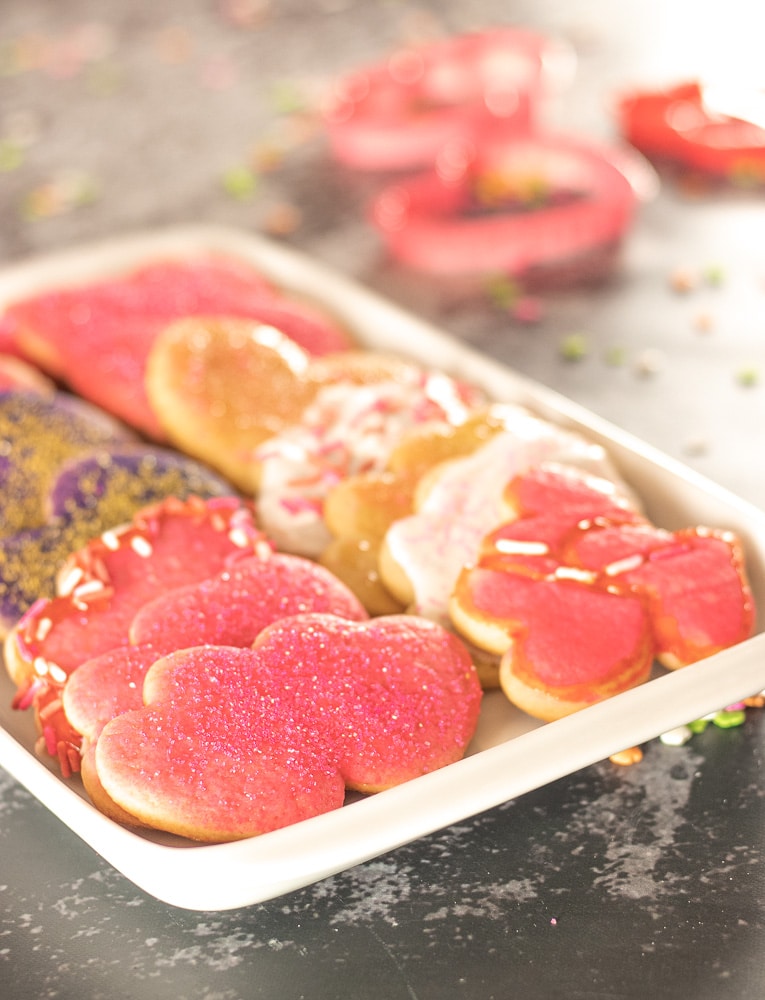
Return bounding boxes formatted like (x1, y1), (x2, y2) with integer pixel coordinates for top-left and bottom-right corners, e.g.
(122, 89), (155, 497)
(378, 404), (628, 624)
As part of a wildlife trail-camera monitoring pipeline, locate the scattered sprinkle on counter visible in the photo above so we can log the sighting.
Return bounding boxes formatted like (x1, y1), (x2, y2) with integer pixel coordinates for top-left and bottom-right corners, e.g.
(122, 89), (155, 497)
(736, 366), (759, 387)
(559, 332), (589, 361)
(221, 164), (259, 199)
(634, 348), (664, 376)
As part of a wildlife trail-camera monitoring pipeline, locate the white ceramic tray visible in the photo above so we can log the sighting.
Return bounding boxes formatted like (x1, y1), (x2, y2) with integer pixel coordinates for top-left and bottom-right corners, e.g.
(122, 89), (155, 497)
(1, 226), (764, 911)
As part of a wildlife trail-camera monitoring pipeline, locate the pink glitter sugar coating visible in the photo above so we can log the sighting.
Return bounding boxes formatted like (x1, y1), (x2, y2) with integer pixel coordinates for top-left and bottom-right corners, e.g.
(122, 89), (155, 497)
(129, 551), (368, 649)
(64, 552), (369, 743)
(4, 255), (354, 438)
(93, 613), (483, 841)
(96, 645), (347, 840)
(63, 643), (159, 744)
(250, 614), (483, 793)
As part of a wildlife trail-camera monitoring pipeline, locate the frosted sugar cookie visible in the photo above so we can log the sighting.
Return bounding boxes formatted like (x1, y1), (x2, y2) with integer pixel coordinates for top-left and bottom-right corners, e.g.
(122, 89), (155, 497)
(255, 366), (483, 558)
(63, 551), (368, 818)
(91, 613), (482, 841)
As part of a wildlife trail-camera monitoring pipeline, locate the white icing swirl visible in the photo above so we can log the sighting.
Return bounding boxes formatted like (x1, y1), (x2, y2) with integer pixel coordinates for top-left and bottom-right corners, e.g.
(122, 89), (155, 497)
(255, 373), (476, 557)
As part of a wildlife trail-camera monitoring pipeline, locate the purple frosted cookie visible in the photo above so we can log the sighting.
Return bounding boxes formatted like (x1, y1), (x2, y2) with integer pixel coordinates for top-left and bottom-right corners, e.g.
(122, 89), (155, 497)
(0, 389), (135, 538)
(0, 443), (236, 633)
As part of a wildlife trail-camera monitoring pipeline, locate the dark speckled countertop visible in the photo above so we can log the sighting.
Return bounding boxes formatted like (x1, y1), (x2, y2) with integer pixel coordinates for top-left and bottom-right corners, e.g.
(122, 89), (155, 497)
(1, 2), (765, 997)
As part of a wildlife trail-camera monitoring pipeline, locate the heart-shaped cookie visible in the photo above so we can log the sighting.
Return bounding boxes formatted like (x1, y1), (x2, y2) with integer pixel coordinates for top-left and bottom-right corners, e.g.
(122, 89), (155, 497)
(454, 560), (655, 721)
(568, 522), (756, 669)
(63, 551), (369, 816)
(92, 613), (482, 841)
(64, 551), (368, 740)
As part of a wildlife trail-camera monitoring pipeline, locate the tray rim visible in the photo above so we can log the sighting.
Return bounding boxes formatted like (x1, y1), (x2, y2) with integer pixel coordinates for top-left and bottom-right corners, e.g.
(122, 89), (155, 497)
(1, 224), (764, 911)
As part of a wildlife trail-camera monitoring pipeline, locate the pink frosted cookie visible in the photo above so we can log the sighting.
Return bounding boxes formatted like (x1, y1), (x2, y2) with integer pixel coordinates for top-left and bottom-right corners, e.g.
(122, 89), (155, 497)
(451, 556), (655, 721)
(5, 495), (269, 776)
(65, 551), (369, 738)
(63, 552), (369, 819)
(4, 255), (354, 438)
(130, 550), (367, 648)
(92, 613), (482, 841)
(478, 462), (644, 564)
(450, 465), (754, 721)
(378, 405), (630, 626)
(566, 521), (756, 669)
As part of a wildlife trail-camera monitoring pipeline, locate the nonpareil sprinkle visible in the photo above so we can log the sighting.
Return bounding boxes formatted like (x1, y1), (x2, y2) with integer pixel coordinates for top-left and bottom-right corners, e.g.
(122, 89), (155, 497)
(559, 332), (589, 361)
(221, 165), (258, 200)
(736, 365), (759, 387)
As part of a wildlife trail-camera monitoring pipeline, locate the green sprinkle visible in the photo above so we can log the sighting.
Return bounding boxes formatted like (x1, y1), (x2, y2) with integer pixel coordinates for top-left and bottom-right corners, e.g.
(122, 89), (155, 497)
(0, 41), (19, 76)
(486, 275), (520, 309)
(730, 160), (765, 188)
(603, 345), (627, 367)
(559, 333), (589, 362)
(736, 366), (759, 387)
(221, 165), (258, 200)
(703, 263), (725, 287)
(86, 61), (123, 97)
(712, 709), (747, 729)
(0, 140), (23, 172)
(71, 175), (99, 206)
(269, 81), (307, 115)
(687, 718), (710, 734)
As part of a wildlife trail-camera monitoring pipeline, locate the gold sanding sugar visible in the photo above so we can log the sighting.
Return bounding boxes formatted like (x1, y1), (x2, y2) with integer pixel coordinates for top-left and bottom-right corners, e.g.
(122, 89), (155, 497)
(0, 394), (127, 536)
(0, 447), (226, 620)
(0, 522), (81, 616)
(56, 450), (225, 530)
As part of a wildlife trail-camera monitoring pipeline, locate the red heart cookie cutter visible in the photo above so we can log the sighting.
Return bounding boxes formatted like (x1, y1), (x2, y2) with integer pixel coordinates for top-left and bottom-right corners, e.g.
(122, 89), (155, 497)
(370, 133), (641, 277)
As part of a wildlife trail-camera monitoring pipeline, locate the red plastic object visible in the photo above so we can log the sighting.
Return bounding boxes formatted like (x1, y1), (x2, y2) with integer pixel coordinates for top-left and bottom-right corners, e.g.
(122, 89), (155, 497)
(323, 28), (573, 172)
(618, 81), (765, 181)
(370, 133), (639, 277)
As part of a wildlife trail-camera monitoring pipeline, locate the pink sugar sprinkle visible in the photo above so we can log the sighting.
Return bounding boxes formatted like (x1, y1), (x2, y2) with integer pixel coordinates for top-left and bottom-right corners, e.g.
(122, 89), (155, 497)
(280, 495), (322, 516)
(315, 440), (349, 459)
(512, 295), (543, 324)
(12, 677), (43, 711)
(43, 724), (58, 757)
